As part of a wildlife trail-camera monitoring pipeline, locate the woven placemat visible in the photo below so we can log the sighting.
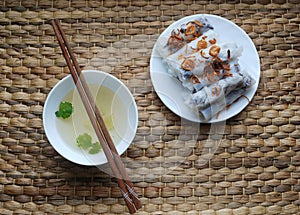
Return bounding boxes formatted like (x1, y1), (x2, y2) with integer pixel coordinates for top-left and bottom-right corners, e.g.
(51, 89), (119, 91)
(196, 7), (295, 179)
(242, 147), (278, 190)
(0, 0), (299, 214)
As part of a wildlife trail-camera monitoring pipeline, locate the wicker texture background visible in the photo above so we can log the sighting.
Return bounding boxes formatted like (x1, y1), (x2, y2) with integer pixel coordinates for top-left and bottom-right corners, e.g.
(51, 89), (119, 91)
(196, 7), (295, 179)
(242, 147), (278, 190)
(0, 0), (300, 214)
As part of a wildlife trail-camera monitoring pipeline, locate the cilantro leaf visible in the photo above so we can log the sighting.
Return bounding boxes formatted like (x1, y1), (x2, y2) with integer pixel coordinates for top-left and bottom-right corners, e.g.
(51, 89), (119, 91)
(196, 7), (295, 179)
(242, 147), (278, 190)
(76, 134), (102, 154)
(55, 101), (73, 119)
(76, 133), (92, 150)
(88, 142), (102, 154)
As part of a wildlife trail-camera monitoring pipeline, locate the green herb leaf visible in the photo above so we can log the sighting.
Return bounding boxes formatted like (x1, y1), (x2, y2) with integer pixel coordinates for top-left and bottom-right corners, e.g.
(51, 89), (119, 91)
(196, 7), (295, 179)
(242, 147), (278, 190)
(55, 101), (73, 119)
(88, 142), (102, 154)
(76, 133), (92, 150)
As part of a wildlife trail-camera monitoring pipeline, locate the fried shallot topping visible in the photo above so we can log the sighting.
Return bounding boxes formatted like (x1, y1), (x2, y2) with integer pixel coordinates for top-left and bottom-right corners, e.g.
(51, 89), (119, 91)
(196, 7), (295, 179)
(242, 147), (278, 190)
(190, 75), (200, 84)
(194, 19), (203, 27)
(185, 24), (197, 36)
(167, 29), (184, 50)
(200, 50), (209, 59)
(209, 45), (221, 57)
(197, 39), (208, 50)
(209, 38), (217, 44)
(181, 58), (195, 71)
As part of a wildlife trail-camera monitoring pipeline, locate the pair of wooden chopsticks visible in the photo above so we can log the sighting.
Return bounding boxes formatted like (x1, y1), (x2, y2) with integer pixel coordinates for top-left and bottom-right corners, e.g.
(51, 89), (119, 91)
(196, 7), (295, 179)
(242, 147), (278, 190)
(50, 19), (141, 214)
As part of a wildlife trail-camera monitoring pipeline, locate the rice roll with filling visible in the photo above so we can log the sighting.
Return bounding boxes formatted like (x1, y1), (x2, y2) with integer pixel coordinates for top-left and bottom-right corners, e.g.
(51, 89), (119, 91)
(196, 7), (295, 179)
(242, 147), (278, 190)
(155, 16), (213, 58)
(163, 30), (218, 91)
(185, 69), (255, 110)
(198, 88), (248, 121)
(165, 40), (243, 93)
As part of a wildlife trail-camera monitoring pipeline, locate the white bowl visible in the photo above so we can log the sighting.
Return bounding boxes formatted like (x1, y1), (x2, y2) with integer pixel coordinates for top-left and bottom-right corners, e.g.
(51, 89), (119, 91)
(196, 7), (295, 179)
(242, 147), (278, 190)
(43, 70), (138, 166)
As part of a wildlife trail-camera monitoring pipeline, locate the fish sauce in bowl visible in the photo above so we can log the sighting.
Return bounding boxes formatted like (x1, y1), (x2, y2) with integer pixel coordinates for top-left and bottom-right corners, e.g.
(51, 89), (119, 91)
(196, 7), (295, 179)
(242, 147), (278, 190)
(43, 70), (138, 166)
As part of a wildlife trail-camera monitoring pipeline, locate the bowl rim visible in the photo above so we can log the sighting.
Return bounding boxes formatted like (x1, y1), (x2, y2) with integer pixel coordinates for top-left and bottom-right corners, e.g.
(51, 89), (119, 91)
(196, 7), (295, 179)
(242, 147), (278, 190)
(43, 70), (138, 166)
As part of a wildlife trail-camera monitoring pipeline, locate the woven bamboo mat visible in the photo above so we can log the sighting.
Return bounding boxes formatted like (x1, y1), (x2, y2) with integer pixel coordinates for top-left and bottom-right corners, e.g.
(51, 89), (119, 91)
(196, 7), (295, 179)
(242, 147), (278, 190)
(0, 0), (300, 214)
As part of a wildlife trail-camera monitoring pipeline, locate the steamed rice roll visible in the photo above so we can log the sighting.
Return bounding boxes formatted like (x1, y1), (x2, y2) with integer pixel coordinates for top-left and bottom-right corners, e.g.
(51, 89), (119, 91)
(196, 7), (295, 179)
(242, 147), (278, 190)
(198, 88), (248, 121)
(185, 69), (255, 110)
(156, 16), (213, 58)
(165, 40), (243, 93)
(163, 30), (219, 91)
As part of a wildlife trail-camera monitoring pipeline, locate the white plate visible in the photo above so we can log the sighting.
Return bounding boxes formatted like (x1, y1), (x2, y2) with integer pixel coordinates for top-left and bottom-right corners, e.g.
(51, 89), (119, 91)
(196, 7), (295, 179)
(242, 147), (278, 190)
(150, 14), (260, 123)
